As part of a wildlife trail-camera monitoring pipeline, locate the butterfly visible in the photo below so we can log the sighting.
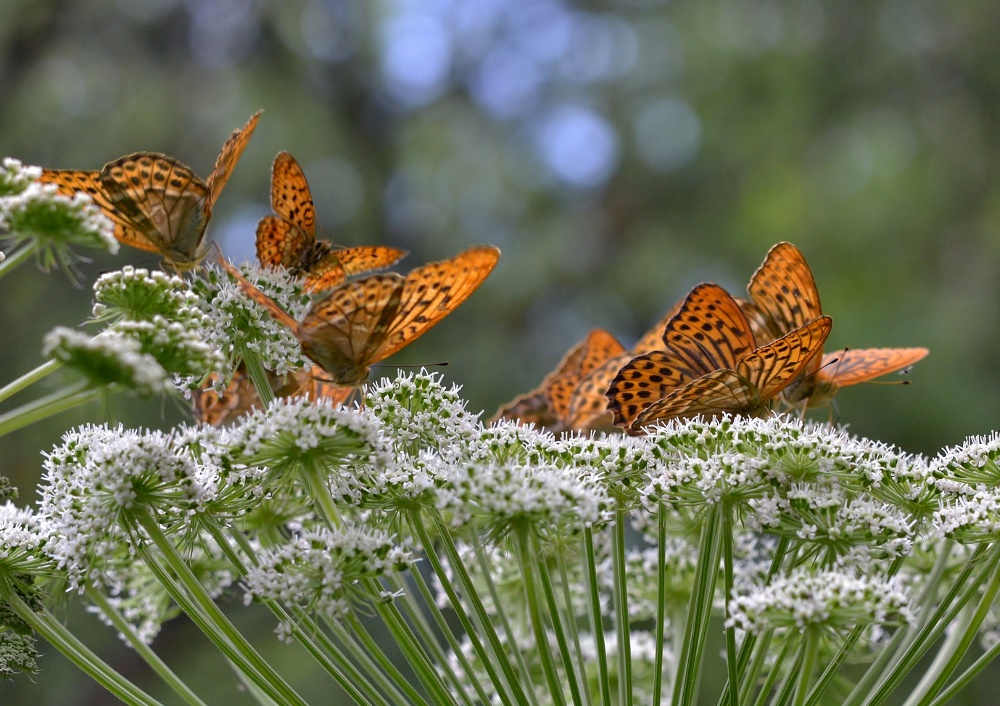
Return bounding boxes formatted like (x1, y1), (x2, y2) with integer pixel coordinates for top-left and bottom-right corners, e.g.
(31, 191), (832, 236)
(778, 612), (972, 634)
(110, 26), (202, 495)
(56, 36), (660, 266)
(39, 111), (261, 270)
(606, 283), (832, 433)
(740, 242), (928, 410)
(193, 365), (353, 427)
(219, 245), (500, 386)
(491, 329), (626, 433)
(256, 152), (407, 291)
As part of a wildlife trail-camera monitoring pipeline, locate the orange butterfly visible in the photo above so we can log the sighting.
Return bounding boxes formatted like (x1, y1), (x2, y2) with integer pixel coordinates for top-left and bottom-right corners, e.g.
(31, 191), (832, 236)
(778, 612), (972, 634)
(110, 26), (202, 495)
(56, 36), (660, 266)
(39, 112), (261, 270)
(193, 365), (353, 427)
(219, 246), (500, 386)
(741, 242), (928, 410)
(256, 152), (407, 291)
(491, 329), (626, 433)
(606, 283), (832, 433)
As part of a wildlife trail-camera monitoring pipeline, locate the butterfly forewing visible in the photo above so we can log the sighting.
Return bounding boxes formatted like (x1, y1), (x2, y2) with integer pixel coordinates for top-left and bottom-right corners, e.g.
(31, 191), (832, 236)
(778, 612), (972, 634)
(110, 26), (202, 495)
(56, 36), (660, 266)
(256, 216), (315, 270)
(632, 370), (762, 428)
(606, 350), (702, 428)
(375, 246), (500, 361)
(39, 168), (150, 249)
(661, 284), (757, 374)
(206, 110), (261, 208)
(748, 243), (822, 330)
(269, 151), (316, 232)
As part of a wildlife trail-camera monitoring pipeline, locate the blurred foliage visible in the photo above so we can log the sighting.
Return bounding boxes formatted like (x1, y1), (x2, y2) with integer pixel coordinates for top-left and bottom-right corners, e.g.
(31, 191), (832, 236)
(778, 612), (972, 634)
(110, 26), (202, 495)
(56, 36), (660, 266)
(1, 0), (999, 703)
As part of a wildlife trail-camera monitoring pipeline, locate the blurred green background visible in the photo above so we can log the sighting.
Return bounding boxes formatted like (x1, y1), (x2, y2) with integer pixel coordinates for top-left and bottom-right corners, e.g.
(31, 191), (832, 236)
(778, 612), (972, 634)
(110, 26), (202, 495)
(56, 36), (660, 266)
(1, 0), (998, 703)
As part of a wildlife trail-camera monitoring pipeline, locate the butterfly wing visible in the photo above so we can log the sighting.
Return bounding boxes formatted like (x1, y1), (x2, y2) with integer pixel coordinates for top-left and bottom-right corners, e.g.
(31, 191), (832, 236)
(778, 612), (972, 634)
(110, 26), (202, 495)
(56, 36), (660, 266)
(660, 283), (757, 374)
(818, 347), (929, 387)
(747, 242), (823, 342)
(371, 245), (500, 363)
(38, 169), (162, 253)
(606, 350), (705, 428)
(297, 273), (406, 386)
(100, 153), (211, 268)
(205, 111), (261, 209)
(306, 246), (409, 292)
(738, 316), (833, 399)
(193, 369), (263, 426)
(268, 151), (316, 235)
(256, 216), (314, 270)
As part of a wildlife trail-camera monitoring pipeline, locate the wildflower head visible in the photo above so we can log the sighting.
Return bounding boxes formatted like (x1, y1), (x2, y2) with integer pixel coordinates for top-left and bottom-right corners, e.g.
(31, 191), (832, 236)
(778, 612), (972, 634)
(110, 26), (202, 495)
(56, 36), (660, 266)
(0, 158), (41, 197)
(0, 173), (117, 277)
(43, 327), (169, 395)
(726, 569), (913, 638)
(193, 263), (308, 376)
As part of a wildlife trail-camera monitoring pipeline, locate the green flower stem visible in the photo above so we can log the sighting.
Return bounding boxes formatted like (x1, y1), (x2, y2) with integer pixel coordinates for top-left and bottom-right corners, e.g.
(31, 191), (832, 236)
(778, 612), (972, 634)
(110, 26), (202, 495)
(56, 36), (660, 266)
(86, 588), (209, 706)
(3, 591), (164, 706)
(553, 540), (594, 706)
(910, 550), (1000, 706)
(0, 358), (61, 404)
(792, 627), (820, 706)
(514, 525), (568, 706)
(0, 381), (100, 438)
(841, 543), (956, 706)
(721, 502), (739, 706)
(672, 504), (723, 706)
(0, 241), (37, 278)
(243, 353), (275, 407)
(654, 503), (668, 706)
(727, 539), (789, 705)
(300, 459), (343, 529)
(803, 627), (862, 706)
(355, 579), (451, 706)
(612, 506), (633, 706)
(582, 526), (612, 706)
(210, 523), (382, 705)
(132, 512), (308, 706)
(528, 530), (584, 706)
(338, 611), (433, 706)
(470, 534), (536, 698)
(413, 511), (532, 706)
(748, 636), (796, 706)
(393, 567), (487, 706)
(925, 627), (1000, 706)
(858, 542), (998, 705)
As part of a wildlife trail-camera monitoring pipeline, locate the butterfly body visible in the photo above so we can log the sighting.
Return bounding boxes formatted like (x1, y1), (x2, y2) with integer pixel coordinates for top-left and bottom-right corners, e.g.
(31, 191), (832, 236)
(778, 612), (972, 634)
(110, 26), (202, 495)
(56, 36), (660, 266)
(256, 152), (406, 291)
(40, 111), (261, 269)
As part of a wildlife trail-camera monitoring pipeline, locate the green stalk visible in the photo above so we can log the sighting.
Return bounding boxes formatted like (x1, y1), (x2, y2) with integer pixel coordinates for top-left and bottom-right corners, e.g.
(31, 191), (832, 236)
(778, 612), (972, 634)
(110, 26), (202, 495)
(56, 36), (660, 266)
(212, 523), (386, 705)
(514, 525), (568, 706)
(583, 526), (612, 706)
(0, 383), (100, 438)
(0, 359), (61, 404)
(413, 512), (532, 706)
(471, 533), (537, 699)
(0, 242), (37, 278)
(243, 353), (275, 406)
(925, 626), (1000, 706)
(749, 636), (796, 706)
(554, 539), (594, 706)
(791, 628), (819, 706)
(389, 570), (486, 706)
(672, 505), (723, 706)
(3, 591), (164, 706)
(909, 551), (1000, 706)
(612, 506), (633, 706)
(133, 513), (308, 706)
(87, 588), (209, 706)
(857, 542), (999, 705)
(654, 503), (668, 706)
(299, 459), (343, 529)
(721, 502), (739, 706)
(529, 531), (584, 706)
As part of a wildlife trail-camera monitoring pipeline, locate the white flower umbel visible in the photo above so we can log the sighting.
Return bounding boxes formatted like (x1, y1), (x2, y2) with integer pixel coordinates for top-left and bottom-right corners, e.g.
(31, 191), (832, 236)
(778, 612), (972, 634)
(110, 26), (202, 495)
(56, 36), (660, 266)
(92, 266), (201, 325)
(0, 158), (41, 196)
(244, 525), (413, 632)
(0, 180), (117, 277)
(195, 263), (309, 377)
(43, 327), (169, 395)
